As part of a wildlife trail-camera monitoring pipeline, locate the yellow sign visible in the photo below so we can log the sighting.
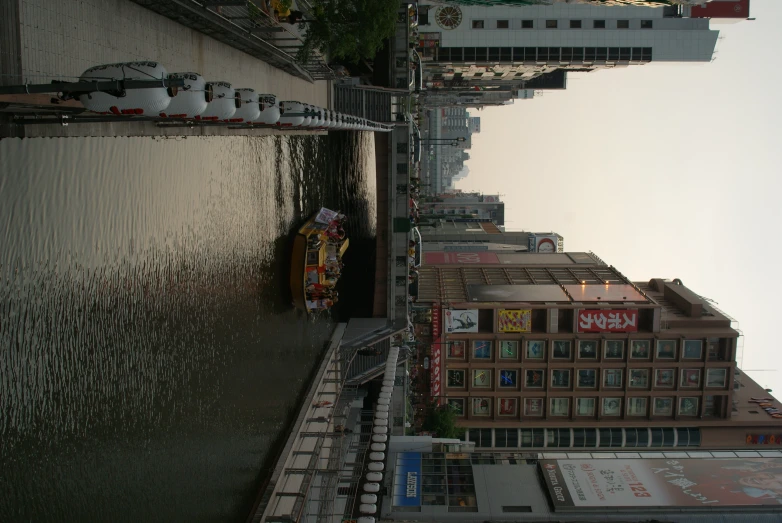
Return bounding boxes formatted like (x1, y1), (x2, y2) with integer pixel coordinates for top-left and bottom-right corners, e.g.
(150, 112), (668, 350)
(498, 309), (531, 333)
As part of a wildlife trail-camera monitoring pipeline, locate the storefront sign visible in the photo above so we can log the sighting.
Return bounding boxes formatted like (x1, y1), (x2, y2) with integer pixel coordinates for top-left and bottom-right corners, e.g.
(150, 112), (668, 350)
(425, 251), (499, 264)
(498, 309), (531, 333)
(577, 309), (639, 333)
(445, 309), (479, 333)
(746, 434), (782, 444)
(393, 453), (422, 506)
(430, 307), (443, 402)
(749, 397), (782, 419)
(541, 457), (782, 509)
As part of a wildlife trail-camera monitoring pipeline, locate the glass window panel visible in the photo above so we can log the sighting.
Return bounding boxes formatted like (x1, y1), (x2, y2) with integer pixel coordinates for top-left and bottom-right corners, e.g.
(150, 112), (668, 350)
(572, 47), (584, 61)
(663, 428), (675, 447)
(650, 428), (664, 447)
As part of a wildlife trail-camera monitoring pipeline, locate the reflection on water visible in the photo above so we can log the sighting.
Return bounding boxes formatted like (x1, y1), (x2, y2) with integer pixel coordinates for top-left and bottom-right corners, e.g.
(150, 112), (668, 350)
(0, 133), (376, 522)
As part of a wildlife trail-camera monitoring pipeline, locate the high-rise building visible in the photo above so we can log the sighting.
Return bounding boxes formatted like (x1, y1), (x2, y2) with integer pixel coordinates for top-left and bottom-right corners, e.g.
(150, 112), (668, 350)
(419, 194), (506, 225)
(411, 252), (782, 453)
(417, 3), (720, 86)
(467, 116), (481, 133)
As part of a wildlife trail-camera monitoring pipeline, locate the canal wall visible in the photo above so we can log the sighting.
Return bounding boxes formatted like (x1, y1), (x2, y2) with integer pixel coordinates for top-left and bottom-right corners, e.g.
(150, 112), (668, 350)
(0, 0), (330, 138)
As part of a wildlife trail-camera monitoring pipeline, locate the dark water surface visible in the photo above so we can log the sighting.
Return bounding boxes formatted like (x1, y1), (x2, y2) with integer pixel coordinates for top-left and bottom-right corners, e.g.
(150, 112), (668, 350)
(0, 133), (376, 522)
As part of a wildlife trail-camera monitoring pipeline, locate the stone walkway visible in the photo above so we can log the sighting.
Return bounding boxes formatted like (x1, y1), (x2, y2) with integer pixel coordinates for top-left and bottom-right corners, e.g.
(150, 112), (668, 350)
(1, 0), (330, 137)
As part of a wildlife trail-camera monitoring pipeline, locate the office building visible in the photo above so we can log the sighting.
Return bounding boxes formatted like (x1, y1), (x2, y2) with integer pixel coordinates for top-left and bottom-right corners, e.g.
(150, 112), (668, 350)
(411, 252), (782, 453)
(419, 194), (506, 226)
(417, 3), (720, 86)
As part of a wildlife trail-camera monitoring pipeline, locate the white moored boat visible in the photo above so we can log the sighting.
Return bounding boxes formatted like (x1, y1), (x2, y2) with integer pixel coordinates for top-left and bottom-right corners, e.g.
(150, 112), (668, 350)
(198, 81), (239, 121)
(231, 88), (261, 123)
(160, 72), (208, 118)
(253, 94), (280, 125)
(79, 62), (171, 115)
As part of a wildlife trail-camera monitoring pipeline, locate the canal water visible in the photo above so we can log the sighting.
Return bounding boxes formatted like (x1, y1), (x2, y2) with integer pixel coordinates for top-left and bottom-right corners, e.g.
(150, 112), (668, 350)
(0, 133), (377, 522)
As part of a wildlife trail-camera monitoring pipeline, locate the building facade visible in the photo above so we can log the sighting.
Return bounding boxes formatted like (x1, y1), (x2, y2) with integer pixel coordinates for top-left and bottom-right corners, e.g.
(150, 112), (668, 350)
(413, 252), (782, 453)
(417, 3), (719, 86)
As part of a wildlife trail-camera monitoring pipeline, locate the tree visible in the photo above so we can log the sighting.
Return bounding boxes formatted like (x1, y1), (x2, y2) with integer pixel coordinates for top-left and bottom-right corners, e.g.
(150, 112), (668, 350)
(297, 0), (399, 64)
(421, 401), (464, 439)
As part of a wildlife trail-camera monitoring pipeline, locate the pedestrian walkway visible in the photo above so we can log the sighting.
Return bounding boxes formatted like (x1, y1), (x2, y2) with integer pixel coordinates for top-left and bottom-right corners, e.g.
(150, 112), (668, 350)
(1, 0), (329, 137)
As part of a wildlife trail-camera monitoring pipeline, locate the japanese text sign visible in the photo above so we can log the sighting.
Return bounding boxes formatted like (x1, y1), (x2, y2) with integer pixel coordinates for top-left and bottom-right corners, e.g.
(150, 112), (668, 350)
(577, 309), (638, 333)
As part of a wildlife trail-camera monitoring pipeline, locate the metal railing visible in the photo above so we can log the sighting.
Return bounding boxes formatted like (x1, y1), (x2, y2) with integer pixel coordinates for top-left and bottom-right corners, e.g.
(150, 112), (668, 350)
(129, 0), (334, 82)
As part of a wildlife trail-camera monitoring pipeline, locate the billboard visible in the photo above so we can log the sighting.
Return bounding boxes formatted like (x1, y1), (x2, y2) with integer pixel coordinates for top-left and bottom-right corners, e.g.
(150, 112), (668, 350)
(527, 234), (560, 253)
(691, 0), (750, 19)
(445, 309), (479, 333)
(540, 458), (782, 509)
(498, 309), (531, 332)
(425, 251), (499, 264)
(577, 309), (639, 333)
(393, 452), (422, 506)
(430, 308), (443, 401)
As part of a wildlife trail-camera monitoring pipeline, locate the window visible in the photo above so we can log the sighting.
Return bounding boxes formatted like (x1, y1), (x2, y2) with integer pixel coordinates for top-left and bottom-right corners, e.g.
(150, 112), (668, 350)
(524, 398), (544, 416)
(578, 340), (598, 359)
(656, 340), (677, 359)
(604, 369), (623, 388)
(447, 398), (465, 416)
(499, 341), (518, 359)
(627, 397), (648, 416)
(498, 398), (517, 416)
(604, 340), (624, 359)
(655, 369), (675, 388)
(630, 340), (652, 360)
(496, 20), (509, 29)
(521, 20), (533, 29)
(570, 20), (582, 29)
(499, 369), (517, 388)
(550, 398), (570, 416)
(629, 369), (649, 388)
(553, 340), (571, 359)
(653, 397), (673, 416)
(525, 369), (544, 388)
(681, 369), (701, 388)
(602, 398), (621, 416)
(578, 369), (597, 388)
(707, 368), (728, 387)
(576, 398), (596, 416)
(617, 19), (629, 29)
(473, 369), (491, 388)
(546, 20), (558, 29)
(679, 397), (699, 416)
(526, 340), (545, 359)
(599, 428), (623, 447)
(551, 369), (571, 388)
(472, 397), (491, 416)
(473, 340), (492, 359)
(683, 340), (703, 359)
(593, 20), (606, 29)
(503, 506), (532, 513)
(447, 369), (465, 388)
(447, 341), (466, 359)
(641, 20), (653, 29)
(472, 20), (485, 29)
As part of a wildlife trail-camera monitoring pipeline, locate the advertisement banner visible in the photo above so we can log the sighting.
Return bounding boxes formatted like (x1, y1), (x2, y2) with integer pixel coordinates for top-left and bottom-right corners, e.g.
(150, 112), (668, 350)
(540, 458), (782, 509)
(445, 309), (479, 333)
(498, 309), (531, 332)
(424, 251), (499, 264)
(527, 234), (559, 254)
(577, 309), (639, 333)
(431, 307), (442, 402)
(393, 452), (422, 506)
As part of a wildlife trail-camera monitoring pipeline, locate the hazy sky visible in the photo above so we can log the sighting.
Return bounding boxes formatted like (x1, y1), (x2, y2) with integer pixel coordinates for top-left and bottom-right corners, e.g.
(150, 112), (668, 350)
(456, 0), (782, 389)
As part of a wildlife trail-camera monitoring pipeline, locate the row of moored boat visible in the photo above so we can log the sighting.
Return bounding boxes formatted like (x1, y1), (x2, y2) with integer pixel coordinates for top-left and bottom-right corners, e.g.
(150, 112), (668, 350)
(77, 62), (391, 131)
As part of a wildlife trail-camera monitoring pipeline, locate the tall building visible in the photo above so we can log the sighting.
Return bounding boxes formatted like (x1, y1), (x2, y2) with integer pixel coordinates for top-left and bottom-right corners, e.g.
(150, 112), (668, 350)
(411, 252), (782, 453)
(467, 116), (481, 133)
(419, 194), (506, 225)
(417, 3), (720, 86)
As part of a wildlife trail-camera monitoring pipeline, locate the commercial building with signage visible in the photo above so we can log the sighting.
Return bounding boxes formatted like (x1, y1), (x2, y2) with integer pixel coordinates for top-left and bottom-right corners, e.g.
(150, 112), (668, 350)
(381, 437), (782, 521)
(413, 252), (782, 453)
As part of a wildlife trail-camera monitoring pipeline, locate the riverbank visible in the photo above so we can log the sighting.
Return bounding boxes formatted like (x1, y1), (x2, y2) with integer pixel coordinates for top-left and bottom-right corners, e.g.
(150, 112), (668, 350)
(0, 0), (330, 138)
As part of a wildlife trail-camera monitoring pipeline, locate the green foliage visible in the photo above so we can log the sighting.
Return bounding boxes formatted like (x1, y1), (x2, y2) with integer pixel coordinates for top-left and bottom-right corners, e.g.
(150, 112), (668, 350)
(421, 401), (464, 439)
(297, 0), (398, 64)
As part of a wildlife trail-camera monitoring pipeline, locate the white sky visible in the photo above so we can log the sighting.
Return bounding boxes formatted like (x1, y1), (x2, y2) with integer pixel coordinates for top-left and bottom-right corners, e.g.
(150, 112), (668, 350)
(456, 0), (782, 389)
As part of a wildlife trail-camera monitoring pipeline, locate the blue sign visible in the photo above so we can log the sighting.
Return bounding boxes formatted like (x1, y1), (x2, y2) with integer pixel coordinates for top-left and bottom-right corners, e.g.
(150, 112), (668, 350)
(392, 452), (422, 506)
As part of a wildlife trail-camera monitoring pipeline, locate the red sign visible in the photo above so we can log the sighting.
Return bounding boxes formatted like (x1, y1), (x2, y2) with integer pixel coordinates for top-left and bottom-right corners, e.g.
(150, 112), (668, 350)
(430, 307), (443, 403)
(577, 309), (638, 333)
(747, 434), (782, 444)
(425, 252), (499, 265)
(691, 0), (749, 19)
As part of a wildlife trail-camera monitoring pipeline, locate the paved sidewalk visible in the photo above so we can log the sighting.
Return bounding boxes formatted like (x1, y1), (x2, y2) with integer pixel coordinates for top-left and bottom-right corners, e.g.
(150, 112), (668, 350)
(1, 0), (330, 137)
